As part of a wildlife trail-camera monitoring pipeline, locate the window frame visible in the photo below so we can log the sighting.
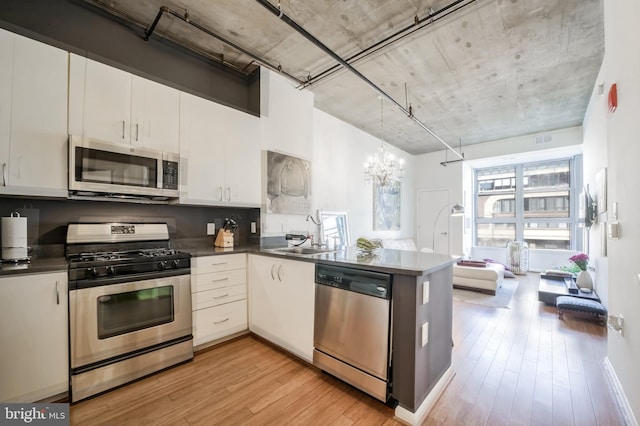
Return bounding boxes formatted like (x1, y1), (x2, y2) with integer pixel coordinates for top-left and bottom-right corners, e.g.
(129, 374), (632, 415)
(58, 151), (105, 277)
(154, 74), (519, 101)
(473, 156), (583, 251)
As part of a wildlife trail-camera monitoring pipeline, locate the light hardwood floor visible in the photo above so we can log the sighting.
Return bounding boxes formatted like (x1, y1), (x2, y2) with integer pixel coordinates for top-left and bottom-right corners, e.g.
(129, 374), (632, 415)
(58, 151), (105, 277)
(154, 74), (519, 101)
(70, 273), (623, 425)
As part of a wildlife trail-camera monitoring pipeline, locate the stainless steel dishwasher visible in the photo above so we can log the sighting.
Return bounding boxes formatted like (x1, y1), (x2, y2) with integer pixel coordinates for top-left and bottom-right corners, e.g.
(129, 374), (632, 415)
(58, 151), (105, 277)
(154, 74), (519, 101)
(313, 264), (392, 402)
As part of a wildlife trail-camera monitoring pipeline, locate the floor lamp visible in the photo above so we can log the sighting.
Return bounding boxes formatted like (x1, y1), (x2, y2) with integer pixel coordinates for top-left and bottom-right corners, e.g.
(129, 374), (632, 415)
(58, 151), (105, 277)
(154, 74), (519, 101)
(432, 203), (465, 253)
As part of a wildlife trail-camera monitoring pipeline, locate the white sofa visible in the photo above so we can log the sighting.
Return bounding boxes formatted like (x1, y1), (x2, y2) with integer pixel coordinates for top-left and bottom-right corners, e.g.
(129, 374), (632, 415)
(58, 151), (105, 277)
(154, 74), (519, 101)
(453, 263), (504, 295)
(379, 239), (504, 294)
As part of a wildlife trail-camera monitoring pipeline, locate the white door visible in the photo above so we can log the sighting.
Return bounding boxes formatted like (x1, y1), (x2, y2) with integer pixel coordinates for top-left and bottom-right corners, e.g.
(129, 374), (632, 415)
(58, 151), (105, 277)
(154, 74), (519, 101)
(223, 109), (261, 205)
(9, 34), (68, 190)
(83, 58), (132, 144)
(0, 29), (14, 175)
(131, 75), (180, 153)
(0, 272), (68, 402)
(179, 92), (225, 203)
(417, 189), (450, 253)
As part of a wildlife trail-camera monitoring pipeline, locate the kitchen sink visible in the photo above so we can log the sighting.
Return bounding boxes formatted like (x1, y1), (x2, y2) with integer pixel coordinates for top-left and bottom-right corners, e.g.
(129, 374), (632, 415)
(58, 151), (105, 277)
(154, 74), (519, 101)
(265, 247), (336, 256)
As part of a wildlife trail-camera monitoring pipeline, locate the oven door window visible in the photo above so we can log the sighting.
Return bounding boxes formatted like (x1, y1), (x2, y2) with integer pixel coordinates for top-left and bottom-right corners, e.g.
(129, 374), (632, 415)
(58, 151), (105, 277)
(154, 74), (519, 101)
(97, 286), (174, 339)
(75, 147), (158, 188)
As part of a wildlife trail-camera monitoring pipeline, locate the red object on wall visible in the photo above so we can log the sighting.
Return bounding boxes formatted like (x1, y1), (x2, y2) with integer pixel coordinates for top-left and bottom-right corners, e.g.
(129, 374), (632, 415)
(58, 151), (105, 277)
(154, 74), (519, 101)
(608, 83), (618, 113)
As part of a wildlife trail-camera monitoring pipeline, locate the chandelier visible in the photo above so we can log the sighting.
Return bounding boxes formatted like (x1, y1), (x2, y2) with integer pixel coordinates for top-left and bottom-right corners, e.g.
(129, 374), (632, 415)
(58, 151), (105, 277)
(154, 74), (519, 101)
(364, 98), (404, 186)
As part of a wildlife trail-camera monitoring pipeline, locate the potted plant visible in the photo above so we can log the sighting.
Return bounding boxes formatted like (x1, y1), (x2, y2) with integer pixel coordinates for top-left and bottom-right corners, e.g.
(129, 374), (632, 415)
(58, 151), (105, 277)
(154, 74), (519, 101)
(569, 253), (593, 290)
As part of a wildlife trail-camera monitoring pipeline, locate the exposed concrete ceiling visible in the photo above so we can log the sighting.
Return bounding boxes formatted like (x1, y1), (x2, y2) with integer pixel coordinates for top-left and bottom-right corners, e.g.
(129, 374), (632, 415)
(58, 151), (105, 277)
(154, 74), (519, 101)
(83, 0), (604, 156)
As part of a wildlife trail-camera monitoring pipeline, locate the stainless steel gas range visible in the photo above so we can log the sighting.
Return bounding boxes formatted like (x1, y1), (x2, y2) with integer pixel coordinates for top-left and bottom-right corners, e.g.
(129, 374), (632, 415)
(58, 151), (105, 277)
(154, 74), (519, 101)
(66, 222), (193, 402)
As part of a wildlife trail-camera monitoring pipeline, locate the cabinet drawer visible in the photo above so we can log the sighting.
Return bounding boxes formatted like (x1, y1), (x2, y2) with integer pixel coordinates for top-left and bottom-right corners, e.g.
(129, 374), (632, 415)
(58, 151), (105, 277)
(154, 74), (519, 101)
(192, 269), (246, 293)
(192, 284), (246, 310)
(192, 254), (245, 274)
(193, 300), (247, 346)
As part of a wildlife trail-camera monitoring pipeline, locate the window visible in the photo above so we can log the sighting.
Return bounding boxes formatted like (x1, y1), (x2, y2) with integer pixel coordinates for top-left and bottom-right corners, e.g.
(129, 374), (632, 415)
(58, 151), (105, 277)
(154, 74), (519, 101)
(474, 158), (581, 250)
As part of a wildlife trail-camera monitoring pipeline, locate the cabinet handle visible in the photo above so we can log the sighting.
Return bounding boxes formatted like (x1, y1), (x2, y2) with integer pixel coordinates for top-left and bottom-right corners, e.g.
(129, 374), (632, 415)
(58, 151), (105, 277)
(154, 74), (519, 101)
(213, 317), (230, 324)
(2, 163), (6, 186)
(213, 293), (230, 299)
(217, 187), (223, 202)
(211, 277), (229, 283)
(212, 262), (229, 266)
(226, 186), (231, 202)
(55, 281), (60, 305)
(270, 264), (276, 280)
(277, 264), (283, 282)
(122, 120), (126, 139)
(136, 123), (139, 141)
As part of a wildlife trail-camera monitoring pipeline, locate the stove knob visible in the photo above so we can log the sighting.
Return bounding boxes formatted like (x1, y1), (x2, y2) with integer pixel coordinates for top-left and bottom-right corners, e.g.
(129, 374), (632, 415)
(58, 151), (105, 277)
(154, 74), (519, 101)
(172, 259), (181, 269)
(86, 267), (98, 278)
(106, 266), (116, 276)
(159, 260), (169, 270)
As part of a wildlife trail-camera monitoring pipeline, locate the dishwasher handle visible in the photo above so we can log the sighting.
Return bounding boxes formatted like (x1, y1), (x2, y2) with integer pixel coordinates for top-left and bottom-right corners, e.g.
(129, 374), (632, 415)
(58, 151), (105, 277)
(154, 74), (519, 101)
(315, 264), (391, 299)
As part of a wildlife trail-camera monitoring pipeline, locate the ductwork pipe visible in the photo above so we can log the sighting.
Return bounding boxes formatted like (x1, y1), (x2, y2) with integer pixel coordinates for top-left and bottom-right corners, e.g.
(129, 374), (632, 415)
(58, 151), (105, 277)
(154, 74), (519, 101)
(254, 0), (464, 160)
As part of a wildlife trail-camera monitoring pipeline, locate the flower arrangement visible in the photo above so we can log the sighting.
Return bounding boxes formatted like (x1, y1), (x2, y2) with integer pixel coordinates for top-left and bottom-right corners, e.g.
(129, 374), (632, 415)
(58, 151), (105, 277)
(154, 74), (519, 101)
(569, 253), (589, 271)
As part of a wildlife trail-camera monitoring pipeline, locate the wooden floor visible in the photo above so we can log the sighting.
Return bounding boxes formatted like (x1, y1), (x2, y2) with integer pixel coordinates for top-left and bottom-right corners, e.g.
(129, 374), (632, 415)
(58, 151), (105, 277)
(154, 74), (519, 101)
(70, 273), (623, 425)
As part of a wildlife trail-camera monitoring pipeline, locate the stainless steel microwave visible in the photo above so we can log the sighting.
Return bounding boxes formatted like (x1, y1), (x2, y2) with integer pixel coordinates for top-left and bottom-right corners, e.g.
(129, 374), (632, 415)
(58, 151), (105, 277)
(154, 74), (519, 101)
(69, 135), (179, 201)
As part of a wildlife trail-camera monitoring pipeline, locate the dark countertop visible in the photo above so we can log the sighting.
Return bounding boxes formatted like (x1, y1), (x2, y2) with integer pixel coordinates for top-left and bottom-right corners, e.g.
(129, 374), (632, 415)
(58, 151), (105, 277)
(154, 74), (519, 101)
(253, 246), (459, 276)
(0, 256), (67, 277)
(0, 245), (459, 278)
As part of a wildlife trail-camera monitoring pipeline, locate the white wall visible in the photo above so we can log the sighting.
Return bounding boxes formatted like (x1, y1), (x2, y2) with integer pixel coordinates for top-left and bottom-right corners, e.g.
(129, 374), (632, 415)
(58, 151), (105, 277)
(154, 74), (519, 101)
(582, 64), (609, 307)
(594, 0), (640, 422)
(313, 109), (414, 243)
(259, 69), (414, 244)
(413, 151), (464, 255)
(259, 68), (314, 236)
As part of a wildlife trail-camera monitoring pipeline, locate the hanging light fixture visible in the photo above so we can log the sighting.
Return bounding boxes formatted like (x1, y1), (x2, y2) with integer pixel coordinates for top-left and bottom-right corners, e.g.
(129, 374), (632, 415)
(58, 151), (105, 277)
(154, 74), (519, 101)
(364, 98), (404, 186)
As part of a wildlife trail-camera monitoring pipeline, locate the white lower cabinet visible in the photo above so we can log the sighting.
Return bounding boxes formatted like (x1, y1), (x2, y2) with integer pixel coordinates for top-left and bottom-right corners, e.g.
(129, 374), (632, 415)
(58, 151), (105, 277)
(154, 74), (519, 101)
(191, 254), (248, 347)
(248, 254), (315, 362)
(0, 272), (68, 402)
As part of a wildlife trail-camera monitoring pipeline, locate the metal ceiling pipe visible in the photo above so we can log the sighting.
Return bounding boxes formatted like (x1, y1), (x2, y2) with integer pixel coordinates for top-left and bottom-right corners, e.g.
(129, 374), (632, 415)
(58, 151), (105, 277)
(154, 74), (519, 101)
(254, 0), (464, 160)
(302, 0), (475, 88)
(144, 5), (304, 85)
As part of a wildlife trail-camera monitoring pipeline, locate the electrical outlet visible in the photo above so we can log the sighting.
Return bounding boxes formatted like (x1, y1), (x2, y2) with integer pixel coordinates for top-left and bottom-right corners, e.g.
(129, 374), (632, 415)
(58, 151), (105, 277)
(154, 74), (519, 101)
(422, 281), (430, 304)
(421, 323), (429, 347)
(207, 223), (216, 235)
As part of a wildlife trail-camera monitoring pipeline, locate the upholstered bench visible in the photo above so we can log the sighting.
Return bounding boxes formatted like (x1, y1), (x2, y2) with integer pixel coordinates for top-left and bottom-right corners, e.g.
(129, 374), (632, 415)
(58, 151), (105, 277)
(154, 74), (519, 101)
(453, 263), (504, 295)
(556, 295), (607, 325)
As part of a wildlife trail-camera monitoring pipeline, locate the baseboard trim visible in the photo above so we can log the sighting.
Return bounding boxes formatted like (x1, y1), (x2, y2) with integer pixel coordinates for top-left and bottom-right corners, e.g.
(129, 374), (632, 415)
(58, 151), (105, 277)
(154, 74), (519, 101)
(604, 356), (638, 426)
(394, 367), (455, 425)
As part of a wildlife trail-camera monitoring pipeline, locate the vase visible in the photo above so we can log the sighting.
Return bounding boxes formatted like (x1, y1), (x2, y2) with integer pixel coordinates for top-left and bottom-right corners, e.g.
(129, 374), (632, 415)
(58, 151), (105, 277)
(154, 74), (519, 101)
(506, 241), (529, 274)
(576, 270), (593, 290)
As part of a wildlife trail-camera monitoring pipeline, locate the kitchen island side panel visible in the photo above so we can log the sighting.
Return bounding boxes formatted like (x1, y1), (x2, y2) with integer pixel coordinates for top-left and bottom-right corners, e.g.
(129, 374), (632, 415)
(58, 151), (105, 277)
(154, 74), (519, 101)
(391, 274), (418, 409)
(416, 266), (453, 407)
(392, 265), (453, 412)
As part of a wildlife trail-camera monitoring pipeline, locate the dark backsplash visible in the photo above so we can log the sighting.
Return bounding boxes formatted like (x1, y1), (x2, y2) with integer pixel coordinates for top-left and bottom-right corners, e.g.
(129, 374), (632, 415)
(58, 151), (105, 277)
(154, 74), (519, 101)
(0, 197), (260, 257)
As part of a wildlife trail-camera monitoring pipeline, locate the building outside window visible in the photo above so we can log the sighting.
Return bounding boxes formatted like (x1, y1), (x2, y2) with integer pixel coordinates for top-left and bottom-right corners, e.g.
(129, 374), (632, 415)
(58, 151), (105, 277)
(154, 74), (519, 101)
(474, 157), (582, 250)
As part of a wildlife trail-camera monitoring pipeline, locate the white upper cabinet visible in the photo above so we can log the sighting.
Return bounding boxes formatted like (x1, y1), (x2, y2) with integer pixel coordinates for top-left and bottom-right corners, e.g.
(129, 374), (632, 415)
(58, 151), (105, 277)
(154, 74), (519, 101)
(69, 54), (180, 154)
(131, 76), (180, 153)
(0, 28), (68, 196)
(179, 91), (260, 206)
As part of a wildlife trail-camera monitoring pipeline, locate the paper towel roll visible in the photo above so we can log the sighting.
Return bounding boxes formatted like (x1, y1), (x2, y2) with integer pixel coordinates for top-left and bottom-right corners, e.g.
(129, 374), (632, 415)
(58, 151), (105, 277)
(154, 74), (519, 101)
(2, 212), (28, 260)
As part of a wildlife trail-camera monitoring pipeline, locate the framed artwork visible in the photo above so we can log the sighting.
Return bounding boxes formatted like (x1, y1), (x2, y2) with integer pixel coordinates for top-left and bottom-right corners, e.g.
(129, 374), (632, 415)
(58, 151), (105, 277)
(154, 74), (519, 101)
(373, 180), (401, 230)
(596, 167), (607, 216)
(265, 151), (312, 214)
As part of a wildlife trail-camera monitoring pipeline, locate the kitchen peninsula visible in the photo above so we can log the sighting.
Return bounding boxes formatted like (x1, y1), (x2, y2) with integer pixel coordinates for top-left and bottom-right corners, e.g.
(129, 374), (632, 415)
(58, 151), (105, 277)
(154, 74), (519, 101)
(255, 247), (459, 425)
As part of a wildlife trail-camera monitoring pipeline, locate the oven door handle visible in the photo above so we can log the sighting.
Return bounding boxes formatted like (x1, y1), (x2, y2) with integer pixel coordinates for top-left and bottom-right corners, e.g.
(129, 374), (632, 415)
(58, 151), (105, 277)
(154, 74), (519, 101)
(69, 268), (190, 290)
